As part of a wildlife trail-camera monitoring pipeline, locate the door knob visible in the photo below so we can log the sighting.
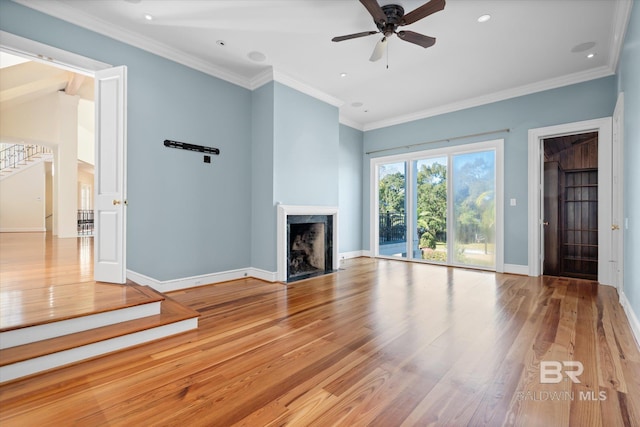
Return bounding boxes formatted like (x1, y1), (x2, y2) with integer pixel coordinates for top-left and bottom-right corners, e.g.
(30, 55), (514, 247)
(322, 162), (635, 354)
(113, 199), (121, 205)
(611, 224), (620, 230)
(543, 221), (549, 226)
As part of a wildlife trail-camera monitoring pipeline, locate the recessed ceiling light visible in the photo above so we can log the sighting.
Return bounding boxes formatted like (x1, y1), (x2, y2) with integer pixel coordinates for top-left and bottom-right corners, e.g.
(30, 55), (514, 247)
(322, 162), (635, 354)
(248, 51), (266, 62)
(477, 14), (491, 23)
(144, 14), (153, 21)
(587, 53), (596, 59)
(351, 102), (363, 108)
(340, 72), (348, 78)
(216, 40), (226, 47)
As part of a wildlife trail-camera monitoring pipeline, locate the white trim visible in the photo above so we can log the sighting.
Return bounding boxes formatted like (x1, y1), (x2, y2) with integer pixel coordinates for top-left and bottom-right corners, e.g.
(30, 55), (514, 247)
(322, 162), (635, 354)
(527, 118), (613, 283)
(10, 1), (247, 88)
(272, 69), (343, 108)
(0, 228), (46, 232)
(339, 116), (364, 131)
(247, 268), (277, 283)
(619, 290), (640, 350)
(370, 139), (504, 272)
(249, 67), (275, 90)
(362, 250), (373, 257)
(609, 0), (634, 73)
(339, 250), (366, 260)
(363, 66), (614, 131)
(127, 268), (251, 292)
(276, 204), (339, 282)
(612, 93), (625, 292)
(0, 317), (197, 384)
(0, 302), (161, 349)
(0, 30), (111, 74)
(504, 264), (529, 276)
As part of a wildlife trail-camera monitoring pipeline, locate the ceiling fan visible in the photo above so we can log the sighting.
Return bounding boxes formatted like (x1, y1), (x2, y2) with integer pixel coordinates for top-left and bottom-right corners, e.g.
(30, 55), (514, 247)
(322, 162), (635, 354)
(332, 0), (445, 62)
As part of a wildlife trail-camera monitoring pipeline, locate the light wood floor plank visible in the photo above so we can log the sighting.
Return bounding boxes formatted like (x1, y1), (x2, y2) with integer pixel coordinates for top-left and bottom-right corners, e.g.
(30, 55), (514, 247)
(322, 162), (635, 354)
(1, 237), (640, 425)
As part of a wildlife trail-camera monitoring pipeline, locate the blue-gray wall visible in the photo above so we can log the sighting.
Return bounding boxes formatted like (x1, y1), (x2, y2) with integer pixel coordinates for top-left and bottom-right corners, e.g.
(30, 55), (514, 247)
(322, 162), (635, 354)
(273, 82), (339, 206)
(339, 124), (364, 254)
(1, 0), (253, 280)
(250, 82), (276, 272)
(362, 77), (617, 266)
(617, 1), (640, 331)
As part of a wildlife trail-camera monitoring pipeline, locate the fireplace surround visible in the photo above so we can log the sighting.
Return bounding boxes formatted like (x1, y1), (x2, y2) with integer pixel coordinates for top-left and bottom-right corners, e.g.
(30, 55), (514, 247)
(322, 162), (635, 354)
(276, 205), (339, 282)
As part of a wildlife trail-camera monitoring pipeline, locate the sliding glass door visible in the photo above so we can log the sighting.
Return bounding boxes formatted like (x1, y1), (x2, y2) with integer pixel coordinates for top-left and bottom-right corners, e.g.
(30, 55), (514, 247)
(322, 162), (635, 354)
(414, 157), (447, 262)
(377, 162), (407, 259)
(374, 140), (502, 271)
(452, 151), (496, 268)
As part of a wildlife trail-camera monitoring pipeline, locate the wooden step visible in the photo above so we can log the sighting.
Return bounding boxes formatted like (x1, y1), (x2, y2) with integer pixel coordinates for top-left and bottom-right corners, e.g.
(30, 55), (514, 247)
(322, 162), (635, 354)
(0, 292), (199, 383)
(0, 283), (165, 348)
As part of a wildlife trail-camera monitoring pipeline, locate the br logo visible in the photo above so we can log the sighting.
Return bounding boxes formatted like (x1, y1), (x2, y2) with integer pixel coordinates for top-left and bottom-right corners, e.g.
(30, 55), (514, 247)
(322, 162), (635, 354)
(540, 361), (584, 384)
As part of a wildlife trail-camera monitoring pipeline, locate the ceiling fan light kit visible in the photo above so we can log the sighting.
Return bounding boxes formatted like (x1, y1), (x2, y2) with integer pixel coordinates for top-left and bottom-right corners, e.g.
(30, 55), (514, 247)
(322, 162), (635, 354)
(332, 0), (445, 61)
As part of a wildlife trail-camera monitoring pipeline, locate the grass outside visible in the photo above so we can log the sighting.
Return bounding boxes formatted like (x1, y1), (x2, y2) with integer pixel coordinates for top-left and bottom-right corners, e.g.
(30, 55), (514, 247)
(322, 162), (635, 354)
(421, 241), (495, 267)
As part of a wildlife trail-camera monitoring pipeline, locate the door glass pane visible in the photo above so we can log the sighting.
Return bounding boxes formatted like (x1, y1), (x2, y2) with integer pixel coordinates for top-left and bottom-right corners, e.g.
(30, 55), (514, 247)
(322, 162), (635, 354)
(414, 157), (447, 262)
(452, 151), (496, 268)
(378, 162), (407, 258)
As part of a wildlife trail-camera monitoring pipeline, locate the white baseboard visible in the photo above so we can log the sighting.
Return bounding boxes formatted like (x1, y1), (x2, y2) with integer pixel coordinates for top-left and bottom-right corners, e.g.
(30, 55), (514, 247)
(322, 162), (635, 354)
(339, 250), (367, 260)
(619, 290), (640, 350)
(247, 268), (277, 282)
(127, 268), (252, 292)
(504, 264), (529, 275)
(362, 250), (372, 257)
(0, 227), (46, 232)
(127, 267), (282, 291)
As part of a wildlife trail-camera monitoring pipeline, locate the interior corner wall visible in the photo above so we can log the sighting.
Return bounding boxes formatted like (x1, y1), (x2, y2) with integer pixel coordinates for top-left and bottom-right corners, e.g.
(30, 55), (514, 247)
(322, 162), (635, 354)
(0, 0), (253, 281)
(616, 1), (640, 333)
(251, 82), (276, 272)
(339, 124), (364, 253)
(363, 76), (617, 266)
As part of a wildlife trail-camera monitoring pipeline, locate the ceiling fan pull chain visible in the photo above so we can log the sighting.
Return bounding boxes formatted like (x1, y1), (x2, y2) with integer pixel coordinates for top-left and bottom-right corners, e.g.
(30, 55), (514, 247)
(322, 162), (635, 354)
(386, 41), (389, 69)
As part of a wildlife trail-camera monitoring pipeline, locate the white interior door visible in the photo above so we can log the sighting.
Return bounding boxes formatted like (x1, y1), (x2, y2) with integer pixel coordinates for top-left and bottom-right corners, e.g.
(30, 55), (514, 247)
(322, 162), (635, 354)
(94, 66), (127, 283)
(612, 93), (624, 291)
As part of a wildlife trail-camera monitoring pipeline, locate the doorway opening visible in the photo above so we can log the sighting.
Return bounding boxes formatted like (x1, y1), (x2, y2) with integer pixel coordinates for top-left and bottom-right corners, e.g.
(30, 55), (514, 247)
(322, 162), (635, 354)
(543, 132), (598, 280)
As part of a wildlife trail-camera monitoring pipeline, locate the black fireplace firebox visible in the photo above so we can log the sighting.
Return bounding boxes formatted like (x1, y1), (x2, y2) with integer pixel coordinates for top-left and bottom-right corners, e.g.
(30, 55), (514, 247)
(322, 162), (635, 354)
(287, 215), (334, 282)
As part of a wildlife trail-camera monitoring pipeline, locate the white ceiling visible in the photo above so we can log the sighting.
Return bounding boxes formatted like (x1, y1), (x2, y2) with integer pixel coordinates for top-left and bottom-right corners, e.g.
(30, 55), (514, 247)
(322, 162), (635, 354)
(14, 0), (632, 130)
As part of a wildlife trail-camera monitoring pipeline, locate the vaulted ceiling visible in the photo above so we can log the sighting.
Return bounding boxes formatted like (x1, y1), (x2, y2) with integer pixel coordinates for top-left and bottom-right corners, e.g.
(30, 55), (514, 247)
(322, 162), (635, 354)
(11, 0), (633, 130)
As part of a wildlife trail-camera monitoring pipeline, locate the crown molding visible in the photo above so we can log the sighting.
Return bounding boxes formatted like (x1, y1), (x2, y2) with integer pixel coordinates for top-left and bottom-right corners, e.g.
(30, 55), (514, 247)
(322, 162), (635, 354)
(12, 0), (253, 89)
(608, 0), (633, 72)
(338, 116), (364, 131)
(272, 69), (343, 108)
(249, 67), (275, 90)
(363, 65), (615, 131)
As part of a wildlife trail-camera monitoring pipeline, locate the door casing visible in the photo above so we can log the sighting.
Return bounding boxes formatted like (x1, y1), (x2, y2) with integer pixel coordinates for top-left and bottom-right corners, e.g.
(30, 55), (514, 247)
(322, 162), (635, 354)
(528, 117), (613, 284)
(0, 31), (128, 284)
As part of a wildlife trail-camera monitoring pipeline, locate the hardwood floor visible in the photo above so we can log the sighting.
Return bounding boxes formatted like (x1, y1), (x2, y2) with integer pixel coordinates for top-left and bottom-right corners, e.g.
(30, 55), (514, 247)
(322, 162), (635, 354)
(1, 256), (639, 426)
(0, 232), (154, 331)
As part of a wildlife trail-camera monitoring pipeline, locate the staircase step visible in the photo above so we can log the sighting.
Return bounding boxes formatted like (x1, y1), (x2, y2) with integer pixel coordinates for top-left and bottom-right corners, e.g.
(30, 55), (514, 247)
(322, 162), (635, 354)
(0, 293), (199, 383)
(1, 283), (165, 348)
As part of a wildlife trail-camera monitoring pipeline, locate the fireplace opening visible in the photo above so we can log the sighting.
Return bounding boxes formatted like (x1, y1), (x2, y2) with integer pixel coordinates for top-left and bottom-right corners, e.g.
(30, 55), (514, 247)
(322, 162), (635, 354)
(287, 215), (333, 282)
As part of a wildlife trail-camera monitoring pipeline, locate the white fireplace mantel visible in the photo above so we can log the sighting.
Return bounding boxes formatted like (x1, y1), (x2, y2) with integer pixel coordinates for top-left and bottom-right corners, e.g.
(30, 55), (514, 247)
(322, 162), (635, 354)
(276, 204), (339, 282)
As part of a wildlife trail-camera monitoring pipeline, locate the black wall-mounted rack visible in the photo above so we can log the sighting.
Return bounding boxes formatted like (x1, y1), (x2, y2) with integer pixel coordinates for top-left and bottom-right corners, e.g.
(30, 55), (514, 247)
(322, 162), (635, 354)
(164, 139), (220, 155)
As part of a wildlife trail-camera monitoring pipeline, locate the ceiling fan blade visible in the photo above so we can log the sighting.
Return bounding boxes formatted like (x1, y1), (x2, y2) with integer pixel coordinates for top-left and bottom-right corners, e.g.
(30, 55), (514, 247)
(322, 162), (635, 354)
(332, 30), (378, 42)
(369, 37), (387, 62)
(401, 0), (446, 26)
(397, 31), (436, 48)
(359, 0), (387, 25)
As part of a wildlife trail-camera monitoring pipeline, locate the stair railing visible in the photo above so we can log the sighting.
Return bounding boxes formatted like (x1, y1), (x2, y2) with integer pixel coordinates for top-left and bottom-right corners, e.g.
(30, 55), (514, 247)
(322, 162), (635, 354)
(0, 144), (52, 171)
